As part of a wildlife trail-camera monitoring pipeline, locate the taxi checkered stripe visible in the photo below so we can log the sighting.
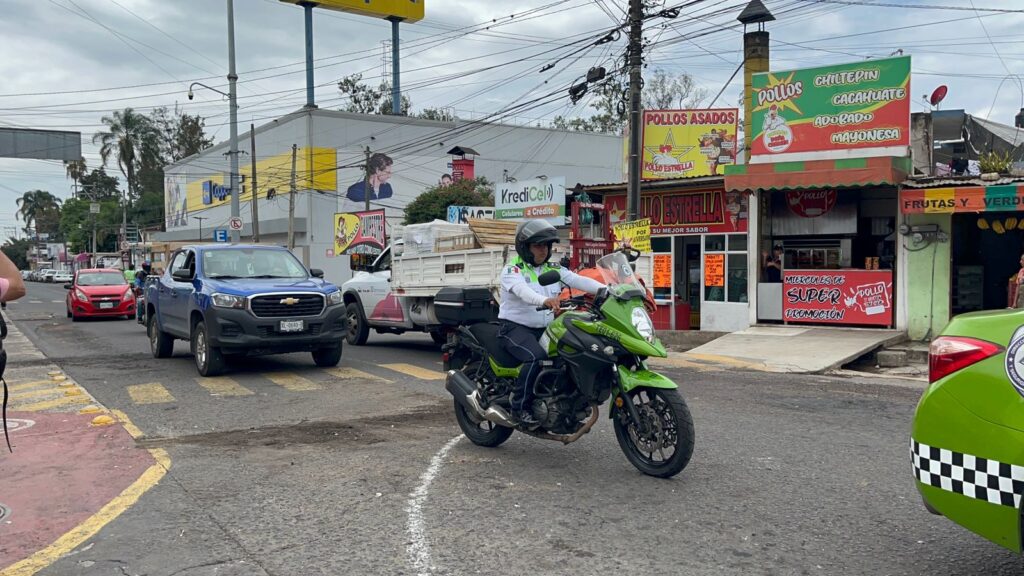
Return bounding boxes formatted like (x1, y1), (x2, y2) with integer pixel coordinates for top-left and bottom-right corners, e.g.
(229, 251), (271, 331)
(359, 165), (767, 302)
(911, 439), (1024, 508)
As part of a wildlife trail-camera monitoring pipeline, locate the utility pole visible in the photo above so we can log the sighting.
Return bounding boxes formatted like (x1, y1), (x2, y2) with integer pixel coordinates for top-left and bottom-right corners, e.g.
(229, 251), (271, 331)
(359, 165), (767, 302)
(193, 216), (208, 241)
(625, 0), (643, 223)
(288, 144), (297, 250)
(250, 124), (260, 243)
(226, 0), (241, 243)
(363, 147), (372, 212)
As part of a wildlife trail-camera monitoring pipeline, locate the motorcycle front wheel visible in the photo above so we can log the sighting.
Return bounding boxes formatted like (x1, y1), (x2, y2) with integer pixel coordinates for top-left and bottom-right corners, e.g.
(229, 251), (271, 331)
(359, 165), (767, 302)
(453, 360), (513, 448)
(613, 387), (694, 478)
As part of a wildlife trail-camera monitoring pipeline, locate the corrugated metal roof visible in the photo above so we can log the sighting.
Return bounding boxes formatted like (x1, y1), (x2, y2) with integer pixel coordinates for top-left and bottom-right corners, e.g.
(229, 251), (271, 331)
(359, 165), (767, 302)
(902, 175), (1024, 188)
(582, 175), (725, 193)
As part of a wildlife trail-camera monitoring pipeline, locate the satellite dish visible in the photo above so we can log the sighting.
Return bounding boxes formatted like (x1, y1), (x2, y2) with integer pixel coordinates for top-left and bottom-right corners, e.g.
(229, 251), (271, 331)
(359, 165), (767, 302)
(930, 85), (948, 107)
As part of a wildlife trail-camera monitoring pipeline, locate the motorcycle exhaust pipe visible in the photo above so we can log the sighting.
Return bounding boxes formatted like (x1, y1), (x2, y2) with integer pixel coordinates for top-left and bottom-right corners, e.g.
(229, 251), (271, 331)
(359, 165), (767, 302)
(445, 370), (515, 428)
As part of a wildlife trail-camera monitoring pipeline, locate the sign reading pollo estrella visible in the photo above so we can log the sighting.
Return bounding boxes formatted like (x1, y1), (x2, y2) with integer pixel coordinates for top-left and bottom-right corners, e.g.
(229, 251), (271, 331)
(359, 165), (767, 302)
(641, 109), (739, 179)
(750, 56), (910, 162)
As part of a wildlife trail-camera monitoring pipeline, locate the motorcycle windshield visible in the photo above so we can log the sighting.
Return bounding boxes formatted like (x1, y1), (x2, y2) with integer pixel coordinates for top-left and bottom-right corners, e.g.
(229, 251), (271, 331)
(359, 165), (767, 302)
(593, 252), (645, 295)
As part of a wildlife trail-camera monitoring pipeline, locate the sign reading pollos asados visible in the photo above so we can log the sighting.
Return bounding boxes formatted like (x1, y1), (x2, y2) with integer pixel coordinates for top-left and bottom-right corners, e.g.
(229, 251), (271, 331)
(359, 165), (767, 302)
(202, 180), (232, 205)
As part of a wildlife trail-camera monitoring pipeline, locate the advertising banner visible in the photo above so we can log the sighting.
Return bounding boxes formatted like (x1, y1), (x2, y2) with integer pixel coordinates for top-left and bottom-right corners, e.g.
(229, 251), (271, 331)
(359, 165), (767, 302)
(750, 56), (910, 162)
(653, 254), (672, 289)
(606, 189), (748, 236)
(704, 254), (725, 288)
(642, 109), (739, 178)
(900, 184), (1024, 214)
(782, 270), (893, 326)
(164, 174), (187, 229)
(447, 206), (494, 224)
(495, 176), (566, 225)
(334, 210), (386, 256)
(612, 218), (652, 252)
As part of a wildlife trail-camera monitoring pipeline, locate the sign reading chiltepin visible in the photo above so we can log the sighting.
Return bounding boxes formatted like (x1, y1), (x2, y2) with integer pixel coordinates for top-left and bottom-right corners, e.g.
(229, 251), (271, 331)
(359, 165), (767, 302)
(495, 176), (566, 226)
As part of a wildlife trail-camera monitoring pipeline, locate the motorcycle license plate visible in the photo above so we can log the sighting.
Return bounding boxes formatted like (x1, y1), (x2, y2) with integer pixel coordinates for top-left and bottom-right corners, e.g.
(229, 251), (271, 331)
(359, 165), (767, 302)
(99, 302), (114, 309)
(279, 320), (304, 332)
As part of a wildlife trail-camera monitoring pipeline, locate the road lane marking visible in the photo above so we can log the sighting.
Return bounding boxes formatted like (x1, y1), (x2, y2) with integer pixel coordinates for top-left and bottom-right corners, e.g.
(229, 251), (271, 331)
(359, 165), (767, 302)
(50, 300), (63, 303)
(9, 386), (65, 400)
(7, 380), (54, 391)
(407, 434), (463, 576)
(383, 363), (445, 381)
(195, 376), (253, 397)
(0, 411), (170, 576)
(324, 367), (391, 382)
(13, 395), (90, 412)
(265, 372), (321, 391)
(127, 383), (176, 405)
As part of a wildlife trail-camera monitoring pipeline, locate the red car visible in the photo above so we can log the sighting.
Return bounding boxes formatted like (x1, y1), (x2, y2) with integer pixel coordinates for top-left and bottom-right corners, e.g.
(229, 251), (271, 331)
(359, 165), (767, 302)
(65, 268), (136, 321)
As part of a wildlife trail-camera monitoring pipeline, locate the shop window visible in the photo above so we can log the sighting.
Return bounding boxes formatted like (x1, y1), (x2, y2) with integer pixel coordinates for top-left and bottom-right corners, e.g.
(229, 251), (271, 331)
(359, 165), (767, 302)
(651, 237), (671, 253)
(728, 234), (747, 252)
(704, 234), (748, 304)
(727, 253), (748, 303)
(705, 235), (726, 252)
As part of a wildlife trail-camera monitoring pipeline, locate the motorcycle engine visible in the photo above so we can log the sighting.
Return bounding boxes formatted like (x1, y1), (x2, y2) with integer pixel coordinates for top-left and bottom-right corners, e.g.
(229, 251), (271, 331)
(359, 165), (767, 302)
(531, 397), (577, 433)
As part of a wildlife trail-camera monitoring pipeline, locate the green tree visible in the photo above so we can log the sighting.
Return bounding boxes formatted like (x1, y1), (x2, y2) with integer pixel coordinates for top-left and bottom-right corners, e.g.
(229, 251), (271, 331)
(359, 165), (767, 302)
(64, 157), (87, 197)
(93, 108), (161, 202)
(78, 167), (121, 200)
(403, 177), (494, 225)
(338, 73), (411, 116)
(2, 238), (32, 270)
(16, 190), (62, 234)
(553, 70), (707, 133)
(417, 107), (455, 122)
(59, 197), (123, 253)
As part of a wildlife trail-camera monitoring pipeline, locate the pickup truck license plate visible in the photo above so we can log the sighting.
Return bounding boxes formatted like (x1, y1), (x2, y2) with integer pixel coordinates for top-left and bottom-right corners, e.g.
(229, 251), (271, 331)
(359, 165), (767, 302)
(99, 302), (114, 309)
(279, 320), (304, 332)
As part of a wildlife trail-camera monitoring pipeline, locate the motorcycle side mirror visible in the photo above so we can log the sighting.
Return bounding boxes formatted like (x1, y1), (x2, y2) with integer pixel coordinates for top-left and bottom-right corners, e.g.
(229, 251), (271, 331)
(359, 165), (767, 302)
(538, 270), (561, 286)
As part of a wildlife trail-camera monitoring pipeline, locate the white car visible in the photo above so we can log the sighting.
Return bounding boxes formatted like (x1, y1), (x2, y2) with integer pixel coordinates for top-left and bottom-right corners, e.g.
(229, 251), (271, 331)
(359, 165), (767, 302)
(42, 270), (58, 283)
(53, 271), (73, 283)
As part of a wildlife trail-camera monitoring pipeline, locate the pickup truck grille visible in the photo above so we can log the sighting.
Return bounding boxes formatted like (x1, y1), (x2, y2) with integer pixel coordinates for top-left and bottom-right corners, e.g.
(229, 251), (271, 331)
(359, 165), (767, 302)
(249, 294), (325, 318)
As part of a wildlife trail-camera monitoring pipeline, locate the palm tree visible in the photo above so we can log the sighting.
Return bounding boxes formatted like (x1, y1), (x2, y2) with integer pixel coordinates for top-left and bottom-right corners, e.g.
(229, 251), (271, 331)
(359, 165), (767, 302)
(64, 157), (87, 197)
(93, 108), (159, 203)
(16, 190), (62, 236)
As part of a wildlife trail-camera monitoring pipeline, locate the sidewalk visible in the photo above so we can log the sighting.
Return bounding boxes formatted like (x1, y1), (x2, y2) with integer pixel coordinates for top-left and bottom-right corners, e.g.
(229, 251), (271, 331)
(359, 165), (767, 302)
(0, 316), (168, 575)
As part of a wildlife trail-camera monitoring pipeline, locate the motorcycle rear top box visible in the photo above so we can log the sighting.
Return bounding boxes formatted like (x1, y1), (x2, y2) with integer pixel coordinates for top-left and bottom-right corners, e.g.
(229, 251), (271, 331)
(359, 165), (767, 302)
(435, 286), (497, 326)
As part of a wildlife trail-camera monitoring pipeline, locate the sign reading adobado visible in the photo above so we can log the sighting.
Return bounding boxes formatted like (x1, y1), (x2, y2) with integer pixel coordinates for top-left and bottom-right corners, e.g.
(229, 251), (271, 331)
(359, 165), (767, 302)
(495, 177), (566, 226)
(750, 55), (910, 162)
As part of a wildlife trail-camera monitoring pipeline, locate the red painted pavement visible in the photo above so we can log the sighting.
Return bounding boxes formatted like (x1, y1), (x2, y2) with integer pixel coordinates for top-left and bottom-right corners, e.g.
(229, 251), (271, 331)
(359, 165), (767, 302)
(0, 412), (157, 569)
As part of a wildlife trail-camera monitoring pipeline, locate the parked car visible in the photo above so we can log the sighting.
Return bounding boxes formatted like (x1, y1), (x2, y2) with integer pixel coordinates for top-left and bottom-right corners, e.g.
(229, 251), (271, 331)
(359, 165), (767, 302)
(145, 244), (346, 376)
(53, 270), (73, 283)
(65, 268), (136, 321)
(20, 270), (31, 280)
(911, 308), (1024, 552)
(42, 269), (58, 283)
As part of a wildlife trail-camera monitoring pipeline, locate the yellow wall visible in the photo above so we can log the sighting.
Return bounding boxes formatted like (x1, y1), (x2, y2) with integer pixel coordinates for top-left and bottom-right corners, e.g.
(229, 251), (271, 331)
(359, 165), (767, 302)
(184, 147), (337, 214)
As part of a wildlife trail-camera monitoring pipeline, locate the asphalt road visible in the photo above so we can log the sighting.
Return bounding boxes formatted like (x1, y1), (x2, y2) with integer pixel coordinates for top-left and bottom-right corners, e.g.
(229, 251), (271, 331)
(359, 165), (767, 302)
(4, 281), (1023, 576)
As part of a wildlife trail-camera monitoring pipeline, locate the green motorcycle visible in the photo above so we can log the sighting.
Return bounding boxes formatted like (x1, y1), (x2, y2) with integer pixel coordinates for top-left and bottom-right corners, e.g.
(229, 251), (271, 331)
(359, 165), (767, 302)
(444, 252), (695, 478)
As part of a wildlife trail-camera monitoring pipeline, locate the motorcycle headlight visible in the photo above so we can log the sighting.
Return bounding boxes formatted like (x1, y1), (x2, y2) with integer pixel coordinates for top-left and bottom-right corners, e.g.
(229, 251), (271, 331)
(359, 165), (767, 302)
(327, 290), (343, 306)
(631, 307), (654, 343)
(211, 293), (246, 309)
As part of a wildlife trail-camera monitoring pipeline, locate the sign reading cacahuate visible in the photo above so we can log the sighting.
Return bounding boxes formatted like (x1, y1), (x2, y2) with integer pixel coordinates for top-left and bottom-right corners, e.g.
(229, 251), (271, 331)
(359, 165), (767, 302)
(750, 56), (910, 161)
(641, 109), (739, 178)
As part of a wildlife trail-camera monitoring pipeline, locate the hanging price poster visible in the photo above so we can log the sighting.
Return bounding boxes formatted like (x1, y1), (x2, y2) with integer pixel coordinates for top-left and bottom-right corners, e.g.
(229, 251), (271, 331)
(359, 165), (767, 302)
(704, 254), (724, 287)
(653, 254), (672, 289)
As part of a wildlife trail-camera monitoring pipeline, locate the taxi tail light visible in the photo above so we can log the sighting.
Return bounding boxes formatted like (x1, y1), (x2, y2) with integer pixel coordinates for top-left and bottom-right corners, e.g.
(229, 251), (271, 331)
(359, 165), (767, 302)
(929, 336), (1003, 383)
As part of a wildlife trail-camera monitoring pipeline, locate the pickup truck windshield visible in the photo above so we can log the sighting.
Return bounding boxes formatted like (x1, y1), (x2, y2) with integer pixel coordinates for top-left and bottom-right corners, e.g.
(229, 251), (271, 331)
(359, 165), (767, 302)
(203, 248), (309, 279)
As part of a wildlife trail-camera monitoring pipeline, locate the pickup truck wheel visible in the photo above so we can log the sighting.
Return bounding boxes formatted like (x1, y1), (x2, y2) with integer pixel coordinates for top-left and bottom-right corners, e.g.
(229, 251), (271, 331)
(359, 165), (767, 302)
(192, 320), (226, 376)
(345, 302), (369, 346)
(312, 344), (343, 367)
(148, 315), (174, 358)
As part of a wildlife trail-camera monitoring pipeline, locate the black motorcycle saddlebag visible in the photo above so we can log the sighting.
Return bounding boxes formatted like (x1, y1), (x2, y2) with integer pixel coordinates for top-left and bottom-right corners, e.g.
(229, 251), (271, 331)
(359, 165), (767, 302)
(435, 287), (497, 326)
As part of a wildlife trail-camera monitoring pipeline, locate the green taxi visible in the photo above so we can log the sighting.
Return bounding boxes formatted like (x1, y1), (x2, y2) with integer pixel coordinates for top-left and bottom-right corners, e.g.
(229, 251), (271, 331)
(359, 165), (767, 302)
(912, 308), (1024, 551)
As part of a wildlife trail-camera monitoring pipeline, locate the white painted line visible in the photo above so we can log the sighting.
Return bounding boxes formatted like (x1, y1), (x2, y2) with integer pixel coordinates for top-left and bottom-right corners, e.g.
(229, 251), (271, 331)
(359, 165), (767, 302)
(406, 434), (463, 576)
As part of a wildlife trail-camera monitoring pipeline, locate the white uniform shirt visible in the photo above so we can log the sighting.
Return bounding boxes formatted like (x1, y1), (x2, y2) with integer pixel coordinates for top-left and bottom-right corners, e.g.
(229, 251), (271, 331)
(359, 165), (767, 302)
(498, 257), (605, 329)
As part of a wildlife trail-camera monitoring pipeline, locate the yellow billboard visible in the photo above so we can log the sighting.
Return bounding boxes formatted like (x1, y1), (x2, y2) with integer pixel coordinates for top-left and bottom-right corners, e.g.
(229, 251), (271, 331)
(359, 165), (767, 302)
(184, 147), (338, 214)
(279, 0), (424, 22)
(641, 109), (739, 179)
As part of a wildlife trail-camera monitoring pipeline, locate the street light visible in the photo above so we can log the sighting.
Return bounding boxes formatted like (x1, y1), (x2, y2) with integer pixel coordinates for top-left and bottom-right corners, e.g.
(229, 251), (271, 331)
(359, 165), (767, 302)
(193, 216), (208, 241)
(186, 0), (241, 243)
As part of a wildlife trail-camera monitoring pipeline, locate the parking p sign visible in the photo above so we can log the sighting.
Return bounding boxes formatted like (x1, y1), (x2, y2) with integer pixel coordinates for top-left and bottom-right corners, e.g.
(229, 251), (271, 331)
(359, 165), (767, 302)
(213, 228), (229, 242)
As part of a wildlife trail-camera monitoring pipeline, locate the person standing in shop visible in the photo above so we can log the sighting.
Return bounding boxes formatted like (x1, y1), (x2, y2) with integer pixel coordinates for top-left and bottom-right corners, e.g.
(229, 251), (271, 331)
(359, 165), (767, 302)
(763, 245), (783, 283)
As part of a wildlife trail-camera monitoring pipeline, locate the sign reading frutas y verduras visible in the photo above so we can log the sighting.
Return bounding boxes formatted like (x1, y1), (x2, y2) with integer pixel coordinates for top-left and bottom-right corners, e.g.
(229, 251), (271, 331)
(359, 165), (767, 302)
(642, 109), (738, 178)
(495, 176), (565, 226)
(612, 218), (652, 252)
(783, 270), (893, 326)
(334, 210), (386, 256)
(751, 56), (910, 162)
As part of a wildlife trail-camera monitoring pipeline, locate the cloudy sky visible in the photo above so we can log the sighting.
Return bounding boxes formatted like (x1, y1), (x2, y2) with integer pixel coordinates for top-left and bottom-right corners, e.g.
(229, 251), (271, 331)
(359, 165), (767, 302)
(1, 0), (1022, 236)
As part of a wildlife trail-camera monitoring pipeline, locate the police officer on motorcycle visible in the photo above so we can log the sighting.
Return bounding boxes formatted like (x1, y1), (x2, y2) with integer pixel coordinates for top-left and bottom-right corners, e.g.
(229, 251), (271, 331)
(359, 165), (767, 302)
(499, 220), (606, 426)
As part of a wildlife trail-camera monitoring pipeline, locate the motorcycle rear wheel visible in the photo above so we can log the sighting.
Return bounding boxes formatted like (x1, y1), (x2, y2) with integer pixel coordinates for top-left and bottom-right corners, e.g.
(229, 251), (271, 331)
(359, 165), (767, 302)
(613, 387), (694, 478)
(453, 361), (513, 448)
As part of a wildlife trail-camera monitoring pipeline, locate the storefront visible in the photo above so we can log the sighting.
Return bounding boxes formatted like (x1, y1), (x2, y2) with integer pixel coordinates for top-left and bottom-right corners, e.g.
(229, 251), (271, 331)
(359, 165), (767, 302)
(589, 177), (751, 332)
(726, 156), (909, 329)
(899, 181), (1024, 339)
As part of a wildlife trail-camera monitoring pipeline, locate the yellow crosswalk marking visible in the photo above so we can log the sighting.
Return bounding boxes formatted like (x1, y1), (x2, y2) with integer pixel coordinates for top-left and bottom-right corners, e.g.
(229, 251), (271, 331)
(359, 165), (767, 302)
(128, 383), (176, 404)
(10, 386), (65, 400)
(324, 367), (391, 382)
(195, 376), (253, 397)
(8, 380), (56, 392)
(265, 372), (321, 391)
(14, 395), (90, 412)
(381, 363), (444, 380)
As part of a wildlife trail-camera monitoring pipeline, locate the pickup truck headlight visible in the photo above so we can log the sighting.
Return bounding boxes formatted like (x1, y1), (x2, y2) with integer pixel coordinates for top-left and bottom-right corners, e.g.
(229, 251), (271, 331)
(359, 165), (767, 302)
(327, 290), (343, 306)
(211, 293), (246, 309)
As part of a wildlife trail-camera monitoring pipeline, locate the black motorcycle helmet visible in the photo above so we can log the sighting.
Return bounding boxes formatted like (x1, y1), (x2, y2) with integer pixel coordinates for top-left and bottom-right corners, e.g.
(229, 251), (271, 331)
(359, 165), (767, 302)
(514, 220), (559, 266)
